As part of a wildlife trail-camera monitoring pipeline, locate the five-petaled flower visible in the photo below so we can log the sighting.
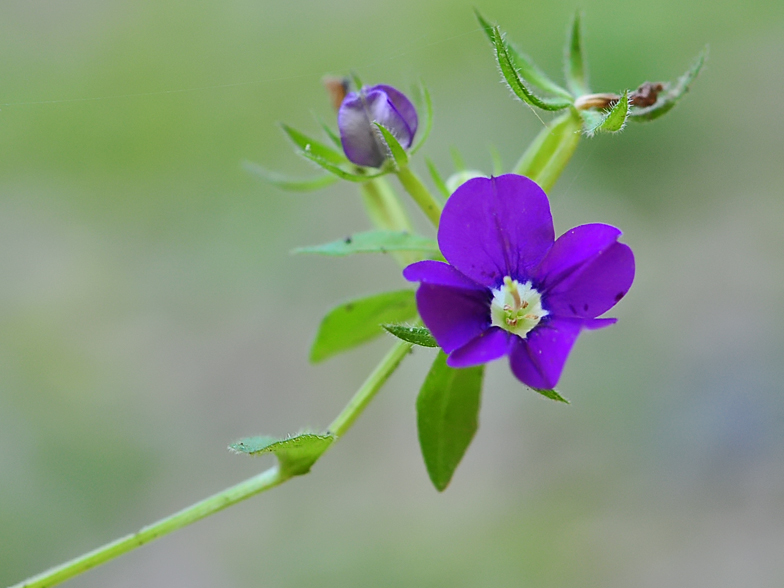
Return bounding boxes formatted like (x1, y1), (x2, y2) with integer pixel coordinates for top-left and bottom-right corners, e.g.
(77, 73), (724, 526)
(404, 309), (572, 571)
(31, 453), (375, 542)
(403, 174), (635, 390)
(338, 84), (418, 168)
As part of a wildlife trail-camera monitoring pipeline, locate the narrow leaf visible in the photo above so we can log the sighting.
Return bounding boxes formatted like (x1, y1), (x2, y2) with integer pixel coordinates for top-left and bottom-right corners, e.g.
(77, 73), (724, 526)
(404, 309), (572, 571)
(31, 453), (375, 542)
(565, 11), (590, 96)
(630, 47), (707, 122)
(243, 160), (338, 191)
(310, 290), (418, 363)
(531, 388), (570, 404)
(382, 324), (438, 348)
(410, 82), (433, 155)
(417, 351), (484, 491)
(374, 122), (409, 167)
(582, 90), (629, 136)
(293, 230), (438, 257)
(514, 110), (582, 192)
(313, 112), (343, 149)
(300, 149), (386, 182)
(425, 158), (450, 199)
(493, 26), (572, 112)
(281, 124), (347, 165)
(230, 433), (335, 476)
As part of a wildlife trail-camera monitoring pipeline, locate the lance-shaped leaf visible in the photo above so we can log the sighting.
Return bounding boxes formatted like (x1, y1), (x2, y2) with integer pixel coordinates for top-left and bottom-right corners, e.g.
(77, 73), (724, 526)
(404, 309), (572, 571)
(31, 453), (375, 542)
(425, 158), (450, 199)
(243, 161), (338, 192)
(417, 351), (484, 491)
(492, 26), (573, 112)
(281, 124), (348, 165)
(230, 433), (335, 476)
(531, 387), (570, 404)
(410, 82), (433, 155)
(300, 149), (386, 182)
(630, 47), (707, 122)
(310, 290), (418, 362)
(374, 122), (409, 168)
(293, 230), (439, 257)
(565, 11), (590, 96)
(382, 324), (438, 348)
(514, 110), (582, 192)
(582, 90), (630, 136)
(475, 10), (572, 100)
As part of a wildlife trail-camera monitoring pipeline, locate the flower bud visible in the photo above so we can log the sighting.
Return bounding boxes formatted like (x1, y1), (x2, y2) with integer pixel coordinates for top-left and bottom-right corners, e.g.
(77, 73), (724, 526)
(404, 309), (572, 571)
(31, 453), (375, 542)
(338, 84), (418, 168)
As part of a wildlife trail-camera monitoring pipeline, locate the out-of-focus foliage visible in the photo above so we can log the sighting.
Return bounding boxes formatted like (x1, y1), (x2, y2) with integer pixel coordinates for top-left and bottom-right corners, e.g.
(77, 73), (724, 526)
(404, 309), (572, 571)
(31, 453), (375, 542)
(1, 0), (783, 586)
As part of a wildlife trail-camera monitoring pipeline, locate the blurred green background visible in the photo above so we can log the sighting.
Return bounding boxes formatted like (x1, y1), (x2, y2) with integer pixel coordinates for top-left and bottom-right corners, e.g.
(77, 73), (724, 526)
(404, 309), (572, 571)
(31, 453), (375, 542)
(2, 0), (783, 586)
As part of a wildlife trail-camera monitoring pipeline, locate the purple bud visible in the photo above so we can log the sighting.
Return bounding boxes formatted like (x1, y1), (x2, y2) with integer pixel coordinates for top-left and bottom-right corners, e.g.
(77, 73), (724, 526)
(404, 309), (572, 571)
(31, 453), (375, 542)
(338, 84), (418, 168)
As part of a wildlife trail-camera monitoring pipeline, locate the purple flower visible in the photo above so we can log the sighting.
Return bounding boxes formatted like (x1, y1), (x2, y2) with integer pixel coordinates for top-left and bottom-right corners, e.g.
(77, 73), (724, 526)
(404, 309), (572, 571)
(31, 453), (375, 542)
(403, 174), (635, 390)
(338, 84), (418, 168)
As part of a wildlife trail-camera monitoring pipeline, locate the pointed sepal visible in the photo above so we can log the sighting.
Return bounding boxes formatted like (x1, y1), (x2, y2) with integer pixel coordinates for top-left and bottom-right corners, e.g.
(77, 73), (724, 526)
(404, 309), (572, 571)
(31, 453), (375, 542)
(382, 324), (438, 348)
(409, 81), (433, 155)
(374, 122), (409, 168)
(582, 90), (630, 136)
(565, 11), (590, 96)
(281, 123), (348, 165)
(229, 433), (336, 476)
(243, 161), (338, 191)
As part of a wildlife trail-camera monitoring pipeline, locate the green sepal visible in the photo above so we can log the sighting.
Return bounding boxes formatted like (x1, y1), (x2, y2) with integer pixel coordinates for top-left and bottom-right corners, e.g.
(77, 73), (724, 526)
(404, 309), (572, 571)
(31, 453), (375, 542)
(417, 351), (484, 491)
(629, 47), (707, 122)
(243, 160), (338, 191)
(374, 122), (409, 168)
(293, 230), (439, 257)
(300, 149), (387, 182)
(310, 290), (418, 363)
(313, 112), (343, 149)
(475, 10), (572, 100)
(281, 123), (347, 165)
(565, 11), (590, 96)
(410, 82), (433, 155)
(350, 71), (364, 91)
(492, 26), (573, 112)
(582, 90), (629, 136)
(425, 158), (450, 199)
(382, 324), (438, 348)
(450, 147), (466, 172)
(531, 388), (570, 404)
(489, 144), (504, 176)
(514, 110), (582, 192)
(229, 433), (335, 476)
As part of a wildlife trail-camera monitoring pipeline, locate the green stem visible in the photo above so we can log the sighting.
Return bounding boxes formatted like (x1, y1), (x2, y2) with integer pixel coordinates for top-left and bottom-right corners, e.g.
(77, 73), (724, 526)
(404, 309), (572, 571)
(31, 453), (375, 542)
(395, 166), (442, 227)
(359, 177), (420, 267)
(8, 467), (286, 588)
(329, 340), (413, 437)
(513, 110), (582, 193)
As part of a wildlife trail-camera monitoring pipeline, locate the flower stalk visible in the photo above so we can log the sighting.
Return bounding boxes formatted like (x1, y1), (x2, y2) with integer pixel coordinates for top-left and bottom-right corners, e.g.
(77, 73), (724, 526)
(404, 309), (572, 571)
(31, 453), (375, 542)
(395, 165), (442, 227)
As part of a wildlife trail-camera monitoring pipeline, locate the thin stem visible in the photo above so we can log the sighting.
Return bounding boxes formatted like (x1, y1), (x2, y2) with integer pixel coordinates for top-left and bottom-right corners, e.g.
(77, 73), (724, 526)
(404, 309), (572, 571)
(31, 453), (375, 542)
(395, 166), (442, 227)
(329, 340), (413, 437)
(360, 178), (420, 267)
(8, 467), (286, 588)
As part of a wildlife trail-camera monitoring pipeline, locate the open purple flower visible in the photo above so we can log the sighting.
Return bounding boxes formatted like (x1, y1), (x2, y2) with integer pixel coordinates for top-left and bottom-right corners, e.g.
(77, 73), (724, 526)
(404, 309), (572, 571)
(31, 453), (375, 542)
(403, 174), (635, 390)
(338, 84), (418, 168)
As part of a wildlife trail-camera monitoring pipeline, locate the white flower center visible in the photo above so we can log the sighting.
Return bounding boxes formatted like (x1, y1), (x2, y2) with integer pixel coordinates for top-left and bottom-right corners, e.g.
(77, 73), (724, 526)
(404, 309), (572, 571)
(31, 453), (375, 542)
(490, 276), (548, 338)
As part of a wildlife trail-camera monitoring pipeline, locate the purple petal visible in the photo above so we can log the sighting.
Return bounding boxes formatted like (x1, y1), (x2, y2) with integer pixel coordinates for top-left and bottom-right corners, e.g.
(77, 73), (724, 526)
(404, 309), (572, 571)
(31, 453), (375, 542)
(438, 175), (554, 288)
(415, 284), (491, 354)
(534, 224), (622, 290)
(403, 260), (484, 291)
(447, 327), (510, 368)
(583, 317), (617, 330)
(544, 241), (635, 319)
(338, 91), (386, 167)
(508, 318), (583, 389)
(370, 85), (418, 145)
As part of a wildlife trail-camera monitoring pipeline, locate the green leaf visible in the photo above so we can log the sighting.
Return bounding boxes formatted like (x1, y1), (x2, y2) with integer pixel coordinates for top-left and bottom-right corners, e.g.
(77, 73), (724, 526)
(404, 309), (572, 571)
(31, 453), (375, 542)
(417, 351), (484, 491)
(281, 124), (347, 165)
(300, 149), (386, 182)
(474, 10), (573, 100)
(382, 324), (438, 347)
(531, 387), (570, 404)
(293, 230), (439, 257)
(492, 26), (572, 112)
(450, 147), (466, 172)
(425, 158), (450, 199)
(243, 160), (338, 191)
(565, 11), (590, 96)
(514, 110), (582, 192)
(310, 290), (418, 363)
(410, 82), (433, 155)
(313, 112), (343, 149)
(230, 433), (335, 476)
(374, 122), (409, 167)
(630, 47), (707, 122)
(582, 90), (629, 136)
